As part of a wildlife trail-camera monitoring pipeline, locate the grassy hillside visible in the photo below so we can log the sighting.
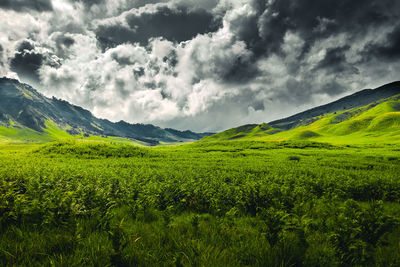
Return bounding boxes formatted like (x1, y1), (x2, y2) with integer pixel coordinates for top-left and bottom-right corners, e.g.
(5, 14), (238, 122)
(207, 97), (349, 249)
(1, 140), (400, 266)
(0, 120), (146, 145)
(268, 81), (400, 130)
(0, 78), (212, 144)
(203, 94), (400, 144)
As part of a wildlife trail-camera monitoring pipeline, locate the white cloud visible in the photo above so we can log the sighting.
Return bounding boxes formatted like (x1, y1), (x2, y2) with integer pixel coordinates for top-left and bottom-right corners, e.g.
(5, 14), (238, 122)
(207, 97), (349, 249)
(1, 0), (399, 132)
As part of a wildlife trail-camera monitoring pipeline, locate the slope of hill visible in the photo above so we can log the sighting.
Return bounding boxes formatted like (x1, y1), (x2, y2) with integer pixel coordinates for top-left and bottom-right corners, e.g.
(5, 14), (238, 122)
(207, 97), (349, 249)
(0, 78), (212, 144)
(203, 81), (400, 144)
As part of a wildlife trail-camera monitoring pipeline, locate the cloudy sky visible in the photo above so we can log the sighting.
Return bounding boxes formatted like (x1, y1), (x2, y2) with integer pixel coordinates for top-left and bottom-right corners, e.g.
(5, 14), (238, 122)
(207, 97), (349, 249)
(0, 0), (399, 132)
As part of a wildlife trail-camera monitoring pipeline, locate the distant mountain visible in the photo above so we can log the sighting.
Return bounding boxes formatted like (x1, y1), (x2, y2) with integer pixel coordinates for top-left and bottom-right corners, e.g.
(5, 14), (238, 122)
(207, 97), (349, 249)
(203, 81), (400, 144)
(0, 78), (212, 144)
(268, 81), (400, 130)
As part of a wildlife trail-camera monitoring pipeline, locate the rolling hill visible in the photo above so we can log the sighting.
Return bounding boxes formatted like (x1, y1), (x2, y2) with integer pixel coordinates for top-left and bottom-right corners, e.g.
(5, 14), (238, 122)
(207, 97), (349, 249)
(203, 81), (400, 144)
(0, 77), (212, 144)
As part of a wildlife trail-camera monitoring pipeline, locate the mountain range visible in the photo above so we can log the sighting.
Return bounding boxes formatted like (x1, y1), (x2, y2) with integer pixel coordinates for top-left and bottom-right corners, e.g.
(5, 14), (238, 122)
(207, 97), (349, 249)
(0, 77), (212, 145)
(1, 78), (399, 145)
(203, 81), (400, 144)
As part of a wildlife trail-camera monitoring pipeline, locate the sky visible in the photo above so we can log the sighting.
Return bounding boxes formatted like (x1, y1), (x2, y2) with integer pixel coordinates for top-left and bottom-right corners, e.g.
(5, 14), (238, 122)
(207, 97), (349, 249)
(0, 0), (399, 132)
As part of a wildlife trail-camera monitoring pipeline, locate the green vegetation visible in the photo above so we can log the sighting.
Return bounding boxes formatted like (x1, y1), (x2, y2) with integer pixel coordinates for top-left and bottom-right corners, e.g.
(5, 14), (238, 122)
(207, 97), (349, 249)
(1, 140), (400, 266)
(0, 120), (142, 145)
(203, 95), (400, 144)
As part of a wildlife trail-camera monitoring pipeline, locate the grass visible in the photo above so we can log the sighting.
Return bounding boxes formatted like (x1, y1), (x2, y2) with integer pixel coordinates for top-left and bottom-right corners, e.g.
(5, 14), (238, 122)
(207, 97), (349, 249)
(0, 120), (142, 146)
(1, 140), (400, 266)
(202, 95), (400, 144)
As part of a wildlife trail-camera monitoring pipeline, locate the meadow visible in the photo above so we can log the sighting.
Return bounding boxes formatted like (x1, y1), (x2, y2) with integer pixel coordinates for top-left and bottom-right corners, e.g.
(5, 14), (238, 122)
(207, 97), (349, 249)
(1, 140), (400, 266)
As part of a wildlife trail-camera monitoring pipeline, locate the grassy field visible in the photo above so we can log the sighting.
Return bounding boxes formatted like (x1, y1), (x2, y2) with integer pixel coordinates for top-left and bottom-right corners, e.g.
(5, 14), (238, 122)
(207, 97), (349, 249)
(1, 140), (400, 266)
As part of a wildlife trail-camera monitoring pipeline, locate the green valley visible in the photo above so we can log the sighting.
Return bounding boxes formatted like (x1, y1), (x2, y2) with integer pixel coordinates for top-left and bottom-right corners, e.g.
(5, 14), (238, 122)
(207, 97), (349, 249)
(1, 81), (400, 266)
(1, 140), (400, 266)
(1, 0), (399, 265)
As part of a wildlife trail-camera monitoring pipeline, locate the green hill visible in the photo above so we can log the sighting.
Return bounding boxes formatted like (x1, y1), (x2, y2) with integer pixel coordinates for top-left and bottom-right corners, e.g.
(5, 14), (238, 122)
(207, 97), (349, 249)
(0, 78), (212, 144)
(203, 82), (400, 144)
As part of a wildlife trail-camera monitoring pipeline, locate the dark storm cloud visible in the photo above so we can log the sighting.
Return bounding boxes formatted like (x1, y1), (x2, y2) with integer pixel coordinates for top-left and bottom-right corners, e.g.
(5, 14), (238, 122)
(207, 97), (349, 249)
(10, 40), (60, 86)
(364, 24), (400, 61)
(209, 0), (397, 93)
(317, 46), (349, 70)
(218, 55), (259, 83)
(10, 41), (44, 84)
(16, 40), (35, 52)
(0, 44), (4, 65)
(56, 0), (399, 89)
(0, 0), (53, 12)
(232, 0), (398, 57)
(95, 5), (221, 49)
(314, 45), (359, 76)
